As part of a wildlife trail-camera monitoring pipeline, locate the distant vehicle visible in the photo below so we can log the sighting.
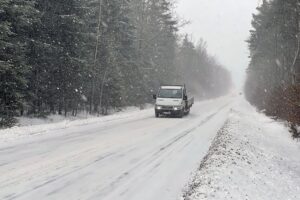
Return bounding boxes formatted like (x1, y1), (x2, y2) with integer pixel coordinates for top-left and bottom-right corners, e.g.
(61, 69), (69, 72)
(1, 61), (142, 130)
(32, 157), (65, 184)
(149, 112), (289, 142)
(153, 85), (194, 118)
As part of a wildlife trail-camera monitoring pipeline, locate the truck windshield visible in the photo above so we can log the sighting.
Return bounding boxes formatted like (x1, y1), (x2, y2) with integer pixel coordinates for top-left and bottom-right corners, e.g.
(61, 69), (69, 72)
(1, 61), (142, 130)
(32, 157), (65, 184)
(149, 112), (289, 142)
(158, 89), (183, 99)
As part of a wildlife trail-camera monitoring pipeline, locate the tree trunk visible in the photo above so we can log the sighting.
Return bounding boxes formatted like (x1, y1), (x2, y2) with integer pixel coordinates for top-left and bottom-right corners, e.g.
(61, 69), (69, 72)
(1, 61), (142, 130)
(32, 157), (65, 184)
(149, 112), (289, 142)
(99, 68), (108, 116)
(291, 1), (300, 84)
(90, 0), (103, 114)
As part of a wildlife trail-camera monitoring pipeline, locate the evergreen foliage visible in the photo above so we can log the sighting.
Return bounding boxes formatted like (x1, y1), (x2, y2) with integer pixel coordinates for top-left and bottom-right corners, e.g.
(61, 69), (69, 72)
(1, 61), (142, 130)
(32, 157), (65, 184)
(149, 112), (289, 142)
(0, 0), (39, 126)
(176, 36), (231, 99)
(245, 0), (300, 137)
(0, 0), (232, 127)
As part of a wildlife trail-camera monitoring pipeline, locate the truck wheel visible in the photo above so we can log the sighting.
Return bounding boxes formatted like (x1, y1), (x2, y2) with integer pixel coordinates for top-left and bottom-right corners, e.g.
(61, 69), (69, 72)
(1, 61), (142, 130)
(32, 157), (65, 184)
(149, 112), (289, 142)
(178, 109), (184, 118)
(185, 109), (190, 115)
(155, 112), (159, 118)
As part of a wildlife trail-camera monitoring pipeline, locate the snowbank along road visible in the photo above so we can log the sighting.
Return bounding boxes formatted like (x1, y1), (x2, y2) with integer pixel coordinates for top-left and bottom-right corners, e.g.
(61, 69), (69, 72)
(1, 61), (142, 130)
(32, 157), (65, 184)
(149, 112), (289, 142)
(182, 98), (300, 200)
(0, 96), (235, 200)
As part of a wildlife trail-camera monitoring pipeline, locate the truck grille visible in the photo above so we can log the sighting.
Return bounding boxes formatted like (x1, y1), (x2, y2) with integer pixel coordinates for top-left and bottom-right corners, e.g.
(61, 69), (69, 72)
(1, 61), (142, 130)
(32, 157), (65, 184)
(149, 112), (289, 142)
(161, 106), (173, 110)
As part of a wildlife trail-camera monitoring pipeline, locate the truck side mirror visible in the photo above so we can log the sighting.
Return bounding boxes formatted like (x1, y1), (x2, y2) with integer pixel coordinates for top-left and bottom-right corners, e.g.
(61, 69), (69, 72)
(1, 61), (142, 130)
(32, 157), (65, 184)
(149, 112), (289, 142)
(153, 94), (157, 99)
(183, 95), (188, 100)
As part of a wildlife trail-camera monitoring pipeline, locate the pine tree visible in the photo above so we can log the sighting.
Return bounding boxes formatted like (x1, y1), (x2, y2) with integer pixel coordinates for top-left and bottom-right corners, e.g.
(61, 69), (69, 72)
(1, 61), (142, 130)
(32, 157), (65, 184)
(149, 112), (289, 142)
(130, 0), (179, 100)
(176, 35), (231, 99)
(0, 0), (39, 127)
(246, 0), (299, 108)
(29, 0), (86, 116)
(116, 0), (144, 107)
(245, 0), (300, 129)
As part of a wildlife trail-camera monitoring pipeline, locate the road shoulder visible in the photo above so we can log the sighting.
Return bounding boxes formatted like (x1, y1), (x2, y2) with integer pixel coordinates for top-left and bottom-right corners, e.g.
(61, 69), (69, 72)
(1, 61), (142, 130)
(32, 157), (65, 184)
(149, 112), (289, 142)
(182, 99), (300, 200)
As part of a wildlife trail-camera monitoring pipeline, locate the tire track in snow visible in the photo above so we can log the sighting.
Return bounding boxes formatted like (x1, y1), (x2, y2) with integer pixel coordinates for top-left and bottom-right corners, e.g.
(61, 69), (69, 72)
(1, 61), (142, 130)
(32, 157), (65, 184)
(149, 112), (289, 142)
(0, 98), (233, 200)
(87, 103), (231, 199)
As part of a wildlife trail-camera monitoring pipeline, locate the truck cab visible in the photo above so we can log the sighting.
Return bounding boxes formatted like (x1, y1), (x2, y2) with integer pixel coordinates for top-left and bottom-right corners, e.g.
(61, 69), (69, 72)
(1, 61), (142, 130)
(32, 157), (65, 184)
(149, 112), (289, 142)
(153, 85), (194, 118)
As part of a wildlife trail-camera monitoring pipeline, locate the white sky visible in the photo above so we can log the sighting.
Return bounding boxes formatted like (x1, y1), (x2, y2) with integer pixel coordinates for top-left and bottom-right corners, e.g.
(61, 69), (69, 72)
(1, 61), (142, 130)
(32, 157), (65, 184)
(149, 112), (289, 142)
(175, 0), (259, 88)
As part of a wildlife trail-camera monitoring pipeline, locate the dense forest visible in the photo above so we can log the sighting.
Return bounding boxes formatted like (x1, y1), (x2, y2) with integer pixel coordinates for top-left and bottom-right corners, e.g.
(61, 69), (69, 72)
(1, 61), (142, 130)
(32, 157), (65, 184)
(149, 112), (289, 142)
(245, 0), (300, 137)
(0, 0), (231, 128)
(176, 36), (231, 99)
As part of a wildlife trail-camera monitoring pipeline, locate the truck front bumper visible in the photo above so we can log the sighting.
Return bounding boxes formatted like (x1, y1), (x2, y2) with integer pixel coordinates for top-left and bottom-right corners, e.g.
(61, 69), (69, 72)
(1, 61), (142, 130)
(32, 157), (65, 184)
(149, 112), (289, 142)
(155, 106), (183, 115)
(155, 109), (182, 115)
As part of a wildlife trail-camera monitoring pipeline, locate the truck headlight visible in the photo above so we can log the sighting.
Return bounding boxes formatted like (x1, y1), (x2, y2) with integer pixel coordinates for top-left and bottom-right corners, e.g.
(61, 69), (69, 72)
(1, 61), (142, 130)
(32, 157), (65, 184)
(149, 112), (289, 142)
(173, 106), (182, 111)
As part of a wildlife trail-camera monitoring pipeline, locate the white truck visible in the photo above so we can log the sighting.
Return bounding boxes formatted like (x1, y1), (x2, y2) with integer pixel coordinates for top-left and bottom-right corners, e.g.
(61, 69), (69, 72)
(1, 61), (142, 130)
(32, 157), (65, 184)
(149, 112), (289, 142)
(153, 85), (194, 118)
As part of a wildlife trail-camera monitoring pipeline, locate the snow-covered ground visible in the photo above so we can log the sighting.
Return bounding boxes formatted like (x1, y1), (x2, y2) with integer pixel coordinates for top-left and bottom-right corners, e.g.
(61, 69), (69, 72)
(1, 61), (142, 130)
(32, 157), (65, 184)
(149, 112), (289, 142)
(0, 96), (233, 200)
(1, 96), (299, 200)
(0, 106), (150, 142)
(182, 98), (300, 200)
(16, 106), (153, 127)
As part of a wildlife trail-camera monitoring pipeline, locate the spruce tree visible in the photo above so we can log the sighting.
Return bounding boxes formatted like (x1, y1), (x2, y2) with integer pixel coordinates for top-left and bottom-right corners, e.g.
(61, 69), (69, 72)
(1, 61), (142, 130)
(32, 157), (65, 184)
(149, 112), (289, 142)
(31, 0), (86, 116)
(0, 0), (39, 127)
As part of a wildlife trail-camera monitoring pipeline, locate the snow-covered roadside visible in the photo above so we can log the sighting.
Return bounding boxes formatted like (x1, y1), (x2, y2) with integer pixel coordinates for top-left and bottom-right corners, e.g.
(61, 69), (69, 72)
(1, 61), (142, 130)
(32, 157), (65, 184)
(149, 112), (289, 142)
(0, 97), (228, 143)
(16, 106), (154, 127)
(182, 98), (300, 200)
(0, 106), (152, 142)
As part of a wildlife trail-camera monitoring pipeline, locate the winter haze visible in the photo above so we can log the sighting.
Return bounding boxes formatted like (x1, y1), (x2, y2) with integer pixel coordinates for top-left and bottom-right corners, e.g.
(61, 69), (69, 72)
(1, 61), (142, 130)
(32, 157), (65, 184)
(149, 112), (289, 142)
(1, 1), (300, 200)
(176, 0), (259, 88)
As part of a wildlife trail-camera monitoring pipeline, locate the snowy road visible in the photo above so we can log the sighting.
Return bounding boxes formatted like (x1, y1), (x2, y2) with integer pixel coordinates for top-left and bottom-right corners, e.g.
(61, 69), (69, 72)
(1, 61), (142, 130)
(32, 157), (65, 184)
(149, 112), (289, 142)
(0, 96), (234, 200)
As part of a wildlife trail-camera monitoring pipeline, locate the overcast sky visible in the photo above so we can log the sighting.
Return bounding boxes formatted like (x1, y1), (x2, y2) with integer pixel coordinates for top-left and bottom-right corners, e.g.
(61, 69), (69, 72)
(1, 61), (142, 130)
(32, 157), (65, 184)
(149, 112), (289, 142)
(175, 0), (259, 89)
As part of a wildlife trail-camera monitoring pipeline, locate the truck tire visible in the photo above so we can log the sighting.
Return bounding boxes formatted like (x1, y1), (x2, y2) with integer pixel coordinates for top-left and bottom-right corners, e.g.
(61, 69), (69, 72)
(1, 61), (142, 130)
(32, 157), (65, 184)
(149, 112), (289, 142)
(178, 109), (184, 118)
(185, 108), (190, 115)
(155, 112), (159, 118)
